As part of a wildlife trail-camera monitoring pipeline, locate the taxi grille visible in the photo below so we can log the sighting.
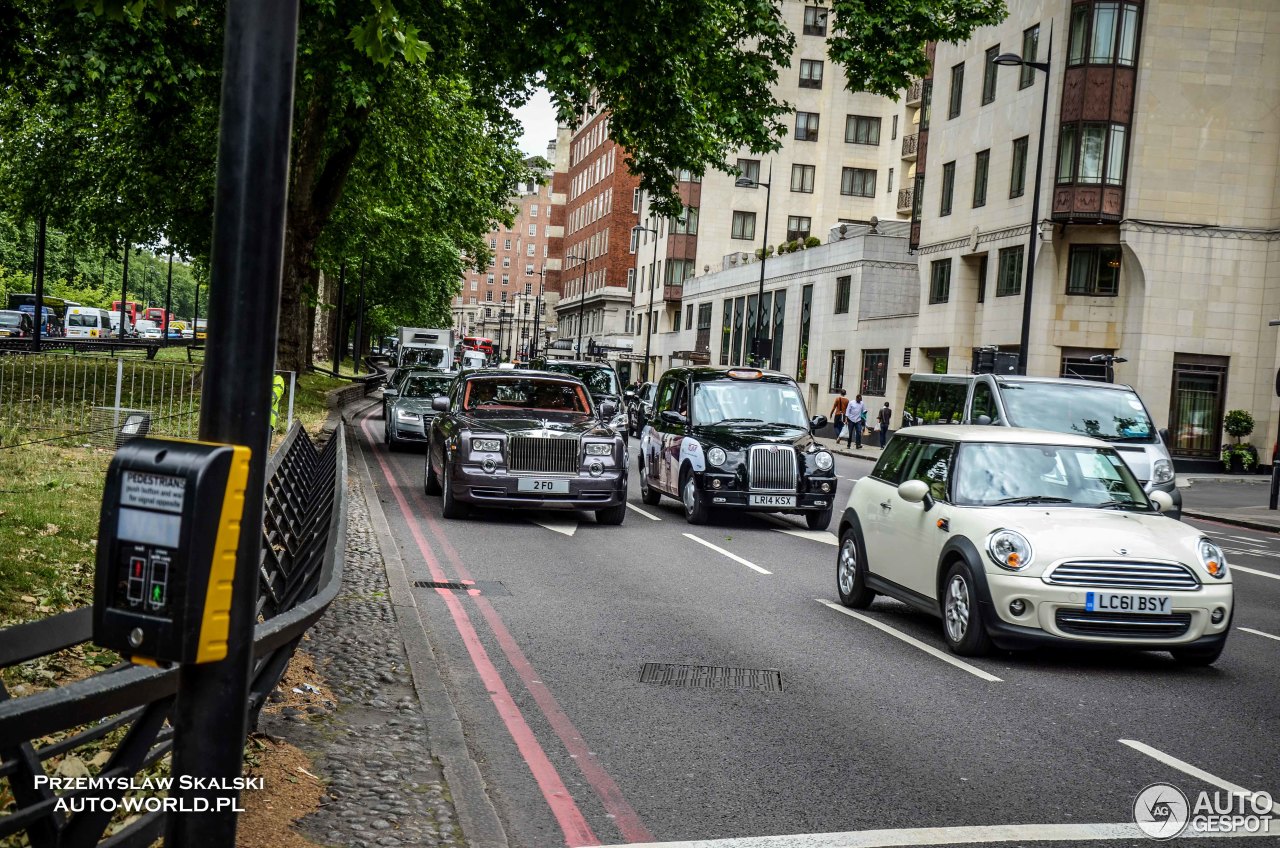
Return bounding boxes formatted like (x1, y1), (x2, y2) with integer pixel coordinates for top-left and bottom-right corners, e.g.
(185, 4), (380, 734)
(1055, 609), (1192, 639)
(1045, 560), (1200, 591)
(747, 445), (797, 492)
(508, 437), (580, 474)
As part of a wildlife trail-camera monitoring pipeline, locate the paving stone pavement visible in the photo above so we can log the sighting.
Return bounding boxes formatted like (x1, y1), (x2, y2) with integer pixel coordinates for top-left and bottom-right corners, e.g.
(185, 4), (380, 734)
(258, 464), (466, 848)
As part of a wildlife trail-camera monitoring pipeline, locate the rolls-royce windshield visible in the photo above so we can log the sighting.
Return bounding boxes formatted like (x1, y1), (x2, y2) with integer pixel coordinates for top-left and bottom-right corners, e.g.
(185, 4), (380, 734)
(462, 378), (591, 414)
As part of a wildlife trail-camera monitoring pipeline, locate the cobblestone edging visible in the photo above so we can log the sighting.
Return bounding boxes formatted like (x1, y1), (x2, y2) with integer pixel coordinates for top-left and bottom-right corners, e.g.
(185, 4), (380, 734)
(258, 464), (465, 848)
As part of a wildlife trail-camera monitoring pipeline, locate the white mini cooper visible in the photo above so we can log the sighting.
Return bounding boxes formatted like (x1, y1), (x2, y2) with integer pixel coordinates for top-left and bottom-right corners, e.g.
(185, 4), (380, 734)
(836, 426), (1232, 665)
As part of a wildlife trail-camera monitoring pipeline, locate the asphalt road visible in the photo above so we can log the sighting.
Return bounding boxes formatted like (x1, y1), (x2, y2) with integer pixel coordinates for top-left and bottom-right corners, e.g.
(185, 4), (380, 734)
(352, 405), (1280, 848)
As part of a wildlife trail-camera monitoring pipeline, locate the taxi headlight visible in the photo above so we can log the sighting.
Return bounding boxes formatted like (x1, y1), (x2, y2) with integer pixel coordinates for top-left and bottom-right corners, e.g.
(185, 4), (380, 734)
(986, 529), (1033, 571)
(1151, 458), (1174, 485)
(584, 443), (612, 456)
(472, 437), (502, 453)
(1197, 538), (1228, 579)
(610, 413), (628, 430)
(707, 447), (728, 467)
(813, 451), (834, 472)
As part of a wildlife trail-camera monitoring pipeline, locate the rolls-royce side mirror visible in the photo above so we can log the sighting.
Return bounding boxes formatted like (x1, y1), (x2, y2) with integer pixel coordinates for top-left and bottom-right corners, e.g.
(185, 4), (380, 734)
(431, 396), (450, 412)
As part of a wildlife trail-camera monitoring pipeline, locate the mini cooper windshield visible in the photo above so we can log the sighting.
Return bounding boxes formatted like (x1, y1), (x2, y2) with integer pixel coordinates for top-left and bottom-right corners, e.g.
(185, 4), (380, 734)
(999, 381), (1156, 442)
(402, 374), (453, 398)
(954, 442), (1152, 509)
(462, 377), (591, 415)
(693, 381), (809, 428)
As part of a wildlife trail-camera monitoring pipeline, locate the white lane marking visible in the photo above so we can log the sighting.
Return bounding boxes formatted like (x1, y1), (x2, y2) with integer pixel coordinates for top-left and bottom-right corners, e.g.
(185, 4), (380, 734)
(773, 527), (839, 546)
(816, 599), (1002, 683)
(1223, 547), (1275, 558)
(1221, 534), (1274, 547)
(626, 503), (662, 521)
(1119, 739), (1280, 816)
(1230, 564), (1280, 581)
(529, 517), (578, 537)
(682, 534), (771, 574)
(614, 821), (1213, 848)
(1239, 626), (1280, 642)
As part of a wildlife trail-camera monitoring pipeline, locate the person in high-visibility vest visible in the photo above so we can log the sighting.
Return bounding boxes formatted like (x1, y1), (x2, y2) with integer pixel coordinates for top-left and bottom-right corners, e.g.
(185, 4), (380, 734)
(271, 373), (286, 432)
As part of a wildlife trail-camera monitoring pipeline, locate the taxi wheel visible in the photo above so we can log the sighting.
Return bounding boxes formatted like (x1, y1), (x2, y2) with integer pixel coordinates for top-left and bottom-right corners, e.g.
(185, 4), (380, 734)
(941, 561), (992, 657)
(1170, 643), (1225, 666)
(639, 465), (662, 505)
(836, 529), (875, 609)
(424, 451), (442, 496)
(681, 471), (710, 525)
(441, 458), (470, 520)
(806, 506), (833, 531)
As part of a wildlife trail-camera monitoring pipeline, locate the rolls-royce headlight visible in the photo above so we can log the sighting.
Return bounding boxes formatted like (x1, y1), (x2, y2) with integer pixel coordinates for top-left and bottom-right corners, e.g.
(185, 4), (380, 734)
(1197, 538), (1228, 578)
(584, 443), (612, 456)
(813, 451), (834, 472)
(395, 410), (421, 422)
(986, 529), (1033, 571)
(707, 447), (727, 467)
(472, 437), (502, 453)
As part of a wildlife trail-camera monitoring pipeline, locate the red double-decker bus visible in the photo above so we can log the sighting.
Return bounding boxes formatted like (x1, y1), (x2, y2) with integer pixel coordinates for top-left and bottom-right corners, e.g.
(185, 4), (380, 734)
(462, 336), (496, 357)
(111, 300), (142, 325)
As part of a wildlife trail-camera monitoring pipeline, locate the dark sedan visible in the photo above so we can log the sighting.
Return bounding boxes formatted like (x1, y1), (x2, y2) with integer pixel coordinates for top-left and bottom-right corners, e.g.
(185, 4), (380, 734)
(384, 372), (456, 449)
(425, 370), (628, 524)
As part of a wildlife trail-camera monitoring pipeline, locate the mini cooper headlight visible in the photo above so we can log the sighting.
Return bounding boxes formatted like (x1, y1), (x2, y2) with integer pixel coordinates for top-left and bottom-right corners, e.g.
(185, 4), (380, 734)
(707, 447), (728, 467)
(1151, 458), (1175, 485)
(472, 437), (502, 453)
(813, 451), (834, 472)
(1197, 538), (1228, 579)
(986, 529), (1033, 571)
(584, 442), (612, 456)
(395, 410), (421, 421)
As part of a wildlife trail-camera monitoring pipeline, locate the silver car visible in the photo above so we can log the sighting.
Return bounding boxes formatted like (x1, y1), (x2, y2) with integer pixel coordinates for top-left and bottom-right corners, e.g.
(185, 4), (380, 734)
(385, 372), (456, 450)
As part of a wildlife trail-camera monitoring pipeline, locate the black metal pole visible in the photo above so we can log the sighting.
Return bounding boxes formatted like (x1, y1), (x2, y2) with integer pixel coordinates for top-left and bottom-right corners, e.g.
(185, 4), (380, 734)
(32, 213), (46, 352)
(530, 264), (545, 360)
(354, 256), (366, 372)
(333, 261), (346, 370)
(1017, 28), (1052, 376)
(164, 249), (175, 338)
(576, 255), (588, 357)
(643, 226), (659, 382)
(193, 276), (201, 333)
(169, 2), (300, 845)
(120, 241), (130, 339)
(753, 168), (772, 367)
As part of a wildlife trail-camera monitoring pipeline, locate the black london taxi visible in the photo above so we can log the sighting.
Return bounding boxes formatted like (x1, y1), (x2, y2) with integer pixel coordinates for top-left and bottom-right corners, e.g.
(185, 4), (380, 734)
(637, 367), (834, 528)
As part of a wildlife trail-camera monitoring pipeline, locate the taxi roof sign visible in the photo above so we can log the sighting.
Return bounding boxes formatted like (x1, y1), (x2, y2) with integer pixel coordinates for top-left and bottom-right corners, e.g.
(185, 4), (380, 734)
(727, 368), (764, 380)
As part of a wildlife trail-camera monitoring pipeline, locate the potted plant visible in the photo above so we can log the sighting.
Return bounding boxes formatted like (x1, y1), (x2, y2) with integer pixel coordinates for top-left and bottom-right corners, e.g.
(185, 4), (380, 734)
(1220, 409), (1257, 473)
(804, 236), (822, 248)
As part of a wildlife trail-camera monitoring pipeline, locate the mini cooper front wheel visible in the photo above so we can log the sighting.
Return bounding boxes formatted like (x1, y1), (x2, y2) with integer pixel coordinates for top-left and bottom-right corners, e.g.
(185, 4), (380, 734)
(836, 528), (874, 609)
(941, 561), (992, 657)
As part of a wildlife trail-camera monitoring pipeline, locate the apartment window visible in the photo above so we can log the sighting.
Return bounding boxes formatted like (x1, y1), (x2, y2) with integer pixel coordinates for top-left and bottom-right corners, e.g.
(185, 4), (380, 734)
(502, 274), (510, 286)
(626, 268), (636, 291)
(486, 273), (494, 284)
(731, 210), (757, 240)
(524, 282), (532, 295)
(920, 79), (932, 131)
(1069, 1), (1141, 67)
(982, 46), (999, 104)
(861, 350), (889, 396)
(632, 188), (641, 212)
(1010, 136), (1029, 197)
(696, 303), (713, 352)
(485, 291), (493, 302)
(665, 259), (696, 286)
(528, 224), (537, 237)
(525, 264), (534, 276)
(795, 111), (820, 141)
(948, 62), (964, 118)
(799, 59), (824, 89)
(530, 204), (538, 216)
(1020, 25), (1040, 88)
(1066, 245), (1122, 296)
(840, 167), (876, 197)
(786, 216), (812, 242)
(504, 238), (512, 250)
(737, 158), (760, 184)
(976, 254), (988, 303)
(501, 291), (508, 303)
(673, 207), (699, 234)
(526, 244), (535, 256)
(845, 115), (881, 145)
(489, 237), (496, 249)
(940, 161), (956, 216)
(887, 167), (894, 194)
(673, 307), (682, 332)
(470, 280), (478, 291)
(803, 4), (827, 35)
(791, 164), (816, 193)
(1057, 123), (1128, 185)
(996, 246), (1023, 296)
(972, 149), (990, 208)
(929, 259), (952, 304)
(891, 114), (898, 140)
(834, 275), (851, 314)
(469, 296), (477, 305)
(502, 257), (511, 268)
(829, 350), (846, 392)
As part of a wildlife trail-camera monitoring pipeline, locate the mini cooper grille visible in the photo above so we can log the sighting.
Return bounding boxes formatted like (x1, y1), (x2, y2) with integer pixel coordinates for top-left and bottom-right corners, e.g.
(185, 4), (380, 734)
(748, 444), (798, 492)
(508, 436), (580, 474)
(1045, 560), (1201, 591)
(1055, 609), (1192, 639)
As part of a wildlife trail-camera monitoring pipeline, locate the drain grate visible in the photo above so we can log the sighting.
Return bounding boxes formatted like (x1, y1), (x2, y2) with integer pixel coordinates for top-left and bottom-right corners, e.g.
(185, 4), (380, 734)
(639, 663), (783, 692)
(413, 580), (510, 596)
(414, 581), (471, 590)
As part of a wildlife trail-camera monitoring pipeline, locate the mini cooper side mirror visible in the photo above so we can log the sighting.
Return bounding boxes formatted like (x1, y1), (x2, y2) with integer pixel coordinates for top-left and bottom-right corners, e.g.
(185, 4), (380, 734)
(1149, 490), (1175, 513)
(383, 387), (399, 398)
(809, 415), (828, 432)
(431, 396), (450, 412)
(599, 400), (618, 418)
(897, 479), (934, 511)
(660, 410), (688, 427)
(974, 414), (992, 425)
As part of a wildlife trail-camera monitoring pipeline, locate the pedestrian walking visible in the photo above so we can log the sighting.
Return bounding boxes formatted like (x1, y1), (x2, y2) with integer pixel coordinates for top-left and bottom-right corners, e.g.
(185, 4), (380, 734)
(846, 394), (867, 449)
(877, 401), (892, 448)
(829, 390), (850, 440)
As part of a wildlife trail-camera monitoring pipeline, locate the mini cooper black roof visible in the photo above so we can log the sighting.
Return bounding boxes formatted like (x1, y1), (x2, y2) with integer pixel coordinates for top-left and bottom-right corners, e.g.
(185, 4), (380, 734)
(666, 366), (798, 385)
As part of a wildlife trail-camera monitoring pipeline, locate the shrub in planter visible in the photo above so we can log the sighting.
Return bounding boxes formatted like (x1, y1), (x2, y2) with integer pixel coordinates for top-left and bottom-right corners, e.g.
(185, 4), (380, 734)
(1221, 443), (1258, 473)
(1224, 409), (1254, 443)
(776, 242), (790, 255)
(804, 236), (822, 248)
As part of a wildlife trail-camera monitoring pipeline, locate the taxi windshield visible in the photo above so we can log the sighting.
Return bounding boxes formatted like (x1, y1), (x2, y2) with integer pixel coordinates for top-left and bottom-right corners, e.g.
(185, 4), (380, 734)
(954, 442), (1151, 509)
(463, 377), (591, 414)
(692, 381), (808, 428)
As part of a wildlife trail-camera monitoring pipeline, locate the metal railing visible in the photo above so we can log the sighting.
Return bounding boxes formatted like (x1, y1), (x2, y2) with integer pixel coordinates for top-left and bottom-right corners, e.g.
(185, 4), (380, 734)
(897, 186), (916, 214)
(0, 420), (347, 847)
(901, 132), (919, 159)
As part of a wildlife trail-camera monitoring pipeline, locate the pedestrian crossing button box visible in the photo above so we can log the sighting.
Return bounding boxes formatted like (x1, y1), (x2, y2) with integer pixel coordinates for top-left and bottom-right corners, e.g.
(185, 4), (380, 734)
(94, 438), (251, 664)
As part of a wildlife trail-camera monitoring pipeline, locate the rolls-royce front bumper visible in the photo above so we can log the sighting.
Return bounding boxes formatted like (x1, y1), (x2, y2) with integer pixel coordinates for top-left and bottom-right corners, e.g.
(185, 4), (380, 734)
(448, 464), (627, 511)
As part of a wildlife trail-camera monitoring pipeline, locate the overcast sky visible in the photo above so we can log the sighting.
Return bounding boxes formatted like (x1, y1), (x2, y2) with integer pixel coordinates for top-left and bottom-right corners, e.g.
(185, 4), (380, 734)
(513, 87), (559, 158)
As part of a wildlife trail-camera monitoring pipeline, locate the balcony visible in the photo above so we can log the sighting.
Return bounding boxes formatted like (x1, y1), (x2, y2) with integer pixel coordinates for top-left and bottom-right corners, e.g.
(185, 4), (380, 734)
(905, 79), (923, 107)
(663, 283), (684, 303)
(896, 186), (914, 214)
(901, 132), (918, 161)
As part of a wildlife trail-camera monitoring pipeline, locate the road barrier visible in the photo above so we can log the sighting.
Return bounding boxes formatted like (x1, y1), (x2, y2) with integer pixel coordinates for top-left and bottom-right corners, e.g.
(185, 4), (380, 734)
(0, 420), (347, 846)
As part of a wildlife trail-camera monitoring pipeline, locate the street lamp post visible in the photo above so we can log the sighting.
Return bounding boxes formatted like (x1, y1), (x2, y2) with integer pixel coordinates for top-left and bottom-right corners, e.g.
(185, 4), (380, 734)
(530, 263), (547, 360)
(735, 162), (773, 368)
(565, 253), (588, 358)
(632, 223), (661, 382)
(995, 25), (1052, 376)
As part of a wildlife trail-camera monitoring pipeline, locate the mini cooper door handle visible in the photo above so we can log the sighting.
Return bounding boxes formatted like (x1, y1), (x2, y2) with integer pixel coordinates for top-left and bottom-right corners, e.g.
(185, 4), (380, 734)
(879, 500), (892, 510)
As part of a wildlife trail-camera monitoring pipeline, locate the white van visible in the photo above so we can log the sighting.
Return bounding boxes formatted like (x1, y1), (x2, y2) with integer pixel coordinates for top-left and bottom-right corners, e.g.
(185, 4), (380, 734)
(65, 307), (113, 339)
(901, 373), (1181, 518)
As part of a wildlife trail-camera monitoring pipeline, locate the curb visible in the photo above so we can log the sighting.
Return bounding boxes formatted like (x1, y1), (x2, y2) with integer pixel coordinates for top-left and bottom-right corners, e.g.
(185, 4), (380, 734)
(1182, 510), (1280, 535)
(344, 404), (510, 848)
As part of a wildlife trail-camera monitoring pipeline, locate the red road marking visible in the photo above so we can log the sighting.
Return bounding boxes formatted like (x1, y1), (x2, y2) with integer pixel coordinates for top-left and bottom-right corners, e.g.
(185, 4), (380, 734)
(360, 410), (655, 844)
(359, 412), (598, 846)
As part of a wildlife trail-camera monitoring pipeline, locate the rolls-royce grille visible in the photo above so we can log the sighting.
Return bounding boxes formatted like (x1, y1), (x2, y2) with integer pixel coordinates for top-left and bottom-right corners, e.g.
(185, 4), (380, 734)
(748, 444), (797, 492)
(1045, 560), (1200, 591)
(507, 436), (580, 475)
(1055, 609), (1192, 639)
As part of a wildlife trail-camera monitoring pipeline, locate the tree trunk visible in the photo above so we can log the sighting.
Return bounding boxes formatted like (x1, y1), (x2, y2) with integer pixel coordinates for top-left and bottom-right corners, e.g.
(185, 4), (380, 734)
(276, 224), (320, 374)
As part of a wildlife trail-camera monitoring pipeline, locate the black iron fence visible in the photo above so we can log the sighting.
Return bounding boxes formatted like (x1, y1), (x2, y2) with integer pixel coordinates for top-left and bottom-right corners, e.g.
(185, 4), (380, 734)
(0, 421), (346, 847)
